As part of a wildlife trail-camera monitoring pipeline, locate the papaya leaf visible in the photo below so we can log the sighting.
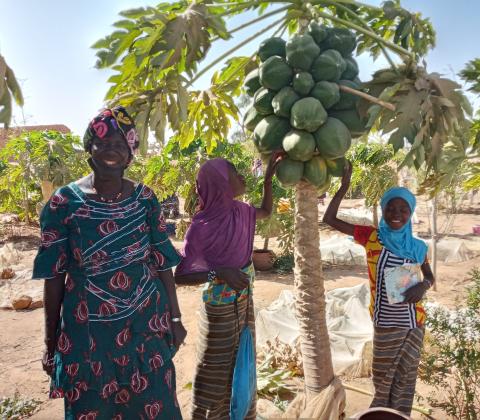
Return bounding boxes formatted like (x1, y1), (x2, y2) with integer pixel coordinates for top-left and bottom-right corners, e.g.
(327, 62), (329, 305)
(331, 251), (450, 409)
(366, 64), (471, 177)
(5, 66), (24, 106)
(0, 54), (23, 128)
(459, 58), (480, 94)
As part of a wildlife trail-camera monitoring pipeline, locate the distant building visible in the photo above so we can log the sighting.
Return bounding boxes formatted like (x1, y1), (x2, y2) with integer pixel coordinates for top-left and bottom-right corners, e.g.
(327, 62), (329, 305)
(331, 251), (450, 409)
(0, 124), (71, 149)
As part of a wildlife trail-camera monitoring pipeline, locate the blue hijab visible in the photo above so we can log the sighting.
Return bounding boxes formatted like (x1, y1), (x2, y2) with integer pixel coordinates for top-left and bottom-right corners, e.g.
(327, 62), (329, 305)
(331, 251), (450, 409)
(378, 187), (428, 264)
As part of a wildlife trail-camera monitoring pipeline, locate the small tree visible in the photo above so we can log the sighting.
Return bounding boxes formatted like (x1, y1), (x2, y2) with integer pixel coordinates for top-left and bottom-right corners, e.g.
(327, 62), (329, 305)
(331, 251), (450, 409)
(419, 268), (480, 419)
(0, 131), (88, 222)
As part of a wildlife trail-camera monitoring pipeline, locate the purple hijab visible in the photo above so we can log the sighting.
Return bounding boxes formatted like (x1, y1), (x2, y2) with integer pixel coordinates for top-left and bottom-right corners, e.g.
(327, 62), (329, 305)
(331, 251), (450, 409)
(175, 158), (256, 275)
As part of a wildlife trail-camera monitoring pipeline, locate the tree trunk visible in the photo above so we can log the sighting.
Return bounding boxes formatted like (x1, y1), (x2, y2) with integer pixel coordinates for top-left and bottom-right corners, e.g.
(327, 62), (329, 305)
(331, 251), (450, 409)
(263, 237), (269, 250)
(372, 204), (379, 227)
(40, 180), (55, 203)
(294, 181), (335, 396)
(430, 196), (438, 291)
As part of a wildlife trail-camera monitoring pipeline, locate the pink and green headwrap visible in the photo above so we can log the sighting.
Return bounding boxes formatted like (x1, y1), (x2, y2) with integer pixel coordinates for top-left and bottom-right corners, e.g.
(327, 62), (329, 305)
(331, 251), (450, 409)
(83, 106), (139, 159)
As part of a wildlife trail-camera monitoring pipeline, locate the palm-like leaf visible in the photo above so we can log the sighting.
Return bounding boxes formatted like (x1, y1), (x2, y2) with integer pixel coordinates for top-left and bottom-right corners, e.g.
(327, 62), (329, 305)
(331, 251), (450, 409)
(93, 0), (436, 153)
(364, 64), (471, 172)
(0, 54), (24, 128)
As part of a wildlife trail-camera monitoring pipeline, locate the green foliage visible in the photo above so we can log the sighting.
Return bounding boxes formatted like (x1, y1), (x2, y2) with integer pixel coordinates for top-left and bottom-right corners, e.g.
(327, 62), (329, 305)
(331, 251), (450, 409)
(0, 393), (41, 419)
(0, 131), (88, 221)
(257, 357), (294, 401)
(347, 141), (398, 209)
(273, 253), (294, 273)
(364, 63), (472, 186)
(0, 54), (24, 128)
(460, 58), (480, 94)
(94, 0), (436, 154)
(419, 268), (480, 419)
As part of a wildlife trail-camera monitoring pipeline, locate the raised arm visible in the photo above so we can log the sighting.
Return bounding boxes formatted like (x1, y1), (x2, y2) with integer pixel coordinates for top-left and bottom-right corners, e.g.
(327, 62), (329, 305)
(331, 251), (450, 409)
(255, 152), (284, 220)
(322, 161), (355, 236)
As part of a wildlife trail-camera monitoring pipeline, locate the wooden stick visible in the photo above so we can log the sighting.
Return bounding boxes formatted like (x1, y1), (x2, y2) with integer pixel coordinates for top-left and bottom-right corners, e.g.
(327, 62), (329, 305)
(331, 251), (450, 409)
(339, 85), (396, 111)
(343, 384), (432, 416)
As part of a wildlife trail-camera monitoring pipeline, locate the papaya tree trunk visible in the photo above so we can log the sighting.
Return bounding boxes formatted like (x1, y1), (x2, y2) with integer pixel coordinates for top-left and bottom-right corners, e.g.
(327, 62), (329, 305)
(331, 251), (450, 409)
(40, 180), (55, 203)
(294, 182), (335, 397)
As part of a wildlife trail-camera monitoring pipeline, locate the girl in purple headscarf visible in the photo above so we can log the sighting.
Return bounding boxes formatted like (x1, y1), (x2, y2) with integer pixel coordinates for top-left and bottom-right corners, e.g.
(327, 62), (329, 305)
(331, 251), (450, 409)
(175, 153), (282, 419)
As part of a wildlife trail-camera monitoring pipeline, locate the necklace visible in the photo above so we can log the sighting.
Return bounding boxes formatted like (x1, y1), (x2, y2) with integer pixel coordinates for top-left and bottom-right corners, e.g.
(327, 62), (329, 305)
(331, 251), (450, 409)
(91, 177), (123, 203)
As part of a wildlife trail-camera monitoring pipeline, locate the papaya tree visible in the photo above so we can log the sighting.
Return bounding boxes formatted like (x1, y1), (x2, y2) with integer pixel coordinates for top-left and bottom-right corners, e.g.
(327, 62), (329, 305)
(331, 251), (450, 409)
(0, 131), (88, 222)
(0, 54), (23, 128)
(459, 57), (480, 192)
(93, 1), (471, 415)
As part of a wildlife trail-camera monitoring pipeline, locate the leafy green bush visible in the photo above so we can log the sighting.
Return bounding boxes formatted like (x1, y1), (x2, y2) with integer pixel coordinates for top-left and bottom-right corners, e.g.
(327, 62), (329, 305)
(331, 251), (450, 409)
(0, 393), (41, 419)
(0, 130), (88, 221)
(273, 253), (294, 273)
(419, 268), (480, 419)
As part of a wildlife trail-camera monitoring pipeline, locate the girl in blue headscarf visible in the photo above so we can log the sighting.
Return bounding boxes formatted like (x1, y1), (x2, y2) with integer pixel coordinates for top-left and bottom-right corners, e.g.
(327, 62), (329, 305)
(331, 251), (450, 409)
(323, 161), (435, 416)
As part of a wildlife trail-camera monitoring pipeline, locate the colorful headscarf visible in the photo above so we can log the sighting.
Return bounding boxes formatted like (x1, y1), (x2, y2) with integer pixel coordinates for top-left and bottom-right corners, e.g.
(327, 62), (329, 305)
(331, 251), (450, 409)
(175, 158), (256, 275)
(378, 187), (428, 263)
(83, 106), (139, 159)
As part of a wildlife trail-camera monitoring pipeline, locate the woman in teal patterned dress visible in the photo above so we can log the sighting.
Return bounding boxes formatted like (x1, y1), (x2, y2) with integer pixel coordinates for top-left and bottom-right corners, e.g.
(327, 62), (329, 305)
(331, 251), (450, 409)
(33, 107), (186, 420)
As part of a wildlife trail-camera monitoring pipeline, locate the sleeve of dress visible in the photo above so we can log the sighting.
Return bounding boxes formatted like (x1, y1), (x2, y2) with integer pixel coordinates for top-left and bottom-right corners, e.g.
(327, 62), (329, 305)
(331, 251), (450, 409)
(353, 225), (375, 247)
(32, 189), (71, 279)
(145, 188), (182, 270)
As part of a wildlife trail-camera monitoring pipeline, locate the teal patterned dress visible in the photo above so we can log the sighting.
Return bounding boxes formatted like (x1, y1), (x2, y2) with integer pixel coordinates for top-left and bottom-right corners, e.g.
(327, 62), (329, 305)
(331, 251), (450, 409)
(33, 182), (183, 420)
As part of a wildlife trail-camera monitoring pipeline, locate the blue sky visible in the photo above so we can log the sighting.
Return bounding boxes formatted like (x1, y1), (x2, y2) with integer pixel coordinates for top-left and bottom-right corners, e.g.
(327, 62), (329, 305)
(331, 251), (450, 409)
(0, 0), (478, 136)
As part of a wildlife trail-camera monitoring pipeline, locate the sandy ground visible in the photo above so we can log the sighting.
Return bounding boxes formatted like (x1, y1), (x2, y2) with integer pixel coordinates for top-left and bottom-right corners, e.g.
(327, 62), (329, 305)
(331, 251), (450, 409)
(0, 196), (479, 419)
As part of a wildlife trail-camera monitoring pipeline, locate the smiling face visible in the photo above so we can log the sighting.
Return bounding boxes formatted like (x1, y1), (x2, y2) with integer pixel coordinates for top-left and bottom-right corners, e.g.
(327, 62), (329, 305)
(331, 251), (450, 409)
(383, 197), (412, 230)
(227, 162), (246, 197)
(90, 132), (130, 170)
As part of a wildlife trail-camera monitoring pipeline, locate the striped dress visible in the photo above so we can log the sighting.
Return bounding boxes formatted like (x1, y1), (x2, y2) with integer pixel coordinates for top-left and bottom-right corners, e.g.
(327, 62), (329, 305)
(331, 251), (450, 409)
(354, 225), (425, 415)
(191, 265), (256, 419)
(33, 183), (183, 420)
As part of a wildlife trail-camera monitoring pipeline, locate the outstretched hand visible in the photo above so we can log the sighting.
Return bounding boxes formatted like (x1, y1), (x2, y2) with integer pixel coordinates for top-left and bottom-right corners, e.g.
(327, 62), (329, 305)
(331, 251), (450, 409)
(264, 151), (286, 181)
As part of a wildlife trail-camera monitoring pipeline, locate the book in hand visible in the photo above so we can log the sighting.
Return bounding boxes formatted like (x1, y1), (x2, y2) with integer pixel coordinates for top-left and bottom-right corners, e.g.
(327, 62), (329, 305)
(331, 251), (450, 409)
(384, 264), (421, 304)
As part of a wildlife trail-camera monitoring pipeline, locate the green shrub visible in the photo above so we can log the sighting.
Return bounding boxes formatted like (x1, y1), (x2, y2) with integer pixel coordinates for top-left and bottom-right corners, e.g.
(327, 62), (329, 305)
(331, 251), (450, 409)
(419, 268), (480, 419)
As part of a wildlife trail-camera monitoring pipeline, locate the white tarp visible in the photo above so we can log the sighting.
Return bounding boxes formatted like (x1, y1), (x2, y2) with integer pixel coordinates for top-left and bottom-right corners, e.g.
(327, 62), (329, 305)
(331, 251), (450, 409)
(337, 207), (420, 226)
(426, 238), (474, 263)
(320, 235), (366, 266)
(336, 208), (374, 226)
(256, 283), (373, 375)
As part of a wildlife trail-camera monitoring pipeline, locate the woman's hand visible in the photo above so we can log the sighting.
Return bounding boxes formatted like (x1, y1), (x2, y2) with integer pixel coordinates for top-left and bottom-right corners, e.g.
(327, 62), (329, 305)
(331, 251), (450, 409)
(264, 151), (285, 181)
(402, 282), (428, 303)
(217, 267), (250, 291)
(171, 321), (187, 349)
(42, 348), (55, 376)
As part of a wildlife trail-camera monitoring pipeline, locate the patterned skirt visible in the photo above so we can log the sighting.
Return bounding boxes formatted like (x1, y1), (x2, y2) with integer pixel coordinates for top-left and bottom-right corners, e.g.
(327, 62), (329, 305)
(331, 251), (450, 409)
(64, 359), (182, 420)
(370, 326), (424, 415)
(191, 297), (256, 419)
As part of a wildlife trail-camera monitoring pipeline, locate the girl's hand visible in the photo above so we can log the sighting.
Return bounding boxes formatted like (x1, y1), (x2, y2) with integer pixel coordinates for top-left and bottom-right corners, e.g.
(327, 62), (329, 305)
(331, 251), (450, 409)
(402, 282), (428, 303)
(264, 151), (285, 181)
(340, 160), (352, 191)
(171, 321), (187, 349)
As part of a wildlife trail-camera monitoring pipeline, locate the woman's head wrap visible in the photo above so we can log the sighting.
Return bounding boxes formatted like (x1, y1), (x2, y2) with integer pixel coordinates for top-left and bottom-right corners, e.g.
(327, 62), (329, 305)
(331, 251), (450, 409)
(83, 106), (139, 159)
(378, 187), (428, 263)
